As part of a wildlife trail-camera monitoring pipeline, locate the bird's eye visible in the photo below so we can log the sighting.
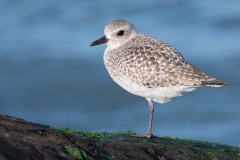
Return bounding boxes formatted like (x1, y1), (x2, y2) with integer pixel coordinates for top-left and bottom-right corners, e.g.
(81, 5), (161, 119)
(117, 30), (124, 36)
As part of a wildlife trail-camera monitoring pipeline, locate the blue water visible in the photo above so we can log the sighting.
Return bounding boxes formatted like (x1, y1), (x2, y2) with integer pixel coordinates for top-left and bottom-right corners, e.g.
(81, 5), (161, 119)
(0, 1), (240, 146)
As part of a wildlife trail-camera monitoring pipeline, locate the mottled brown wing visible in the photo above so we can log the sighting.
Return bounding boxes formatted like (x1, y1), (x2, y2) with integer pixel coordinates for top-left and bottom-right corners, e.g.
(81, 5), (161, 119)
(120, 37), (227, 88)
(119, 40), (186, 88)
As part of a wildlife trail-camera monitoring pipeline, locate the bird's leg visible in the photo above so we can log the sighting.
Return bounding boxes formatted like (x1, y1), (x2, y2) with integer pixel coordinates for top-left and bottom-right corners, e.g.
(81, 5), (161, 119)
(146, 98), (154, 138)
(132, 98), (154, 138)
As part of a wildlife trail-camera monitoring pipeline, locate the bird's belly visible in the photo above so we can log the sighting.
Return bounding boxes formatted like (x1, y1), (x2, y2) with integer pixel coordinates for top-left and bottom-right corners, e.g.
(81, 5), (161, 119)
(106, 67), (198, 104)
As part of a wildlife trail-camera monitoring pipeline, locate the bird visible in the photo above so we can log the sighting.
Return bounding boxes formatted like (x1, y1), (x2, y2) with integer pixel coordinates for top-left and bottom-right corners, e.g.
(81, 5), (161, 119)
(90, 19), (228, 138)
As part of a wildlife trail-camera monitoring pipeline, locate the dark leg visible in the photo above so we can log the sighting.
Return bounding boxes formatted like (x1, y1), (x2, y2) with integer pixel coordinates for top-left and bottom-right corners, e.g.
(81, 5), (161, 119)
(132, 98), (154, 138)
(146, 98), (154, 138)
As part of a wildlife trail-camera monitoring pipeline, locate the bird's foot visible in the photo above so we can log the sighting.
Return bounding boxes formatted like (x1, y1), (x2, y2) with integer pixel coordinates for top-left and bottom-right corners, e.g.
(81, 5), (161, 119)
(131, 133), (153, 138)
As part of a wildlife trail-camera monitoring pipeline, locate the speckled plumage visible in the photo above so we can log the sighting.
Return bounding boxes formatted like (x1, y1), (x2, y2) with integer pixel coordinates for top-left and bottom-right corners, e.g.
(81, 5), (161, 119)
(90, 19), (228, 138)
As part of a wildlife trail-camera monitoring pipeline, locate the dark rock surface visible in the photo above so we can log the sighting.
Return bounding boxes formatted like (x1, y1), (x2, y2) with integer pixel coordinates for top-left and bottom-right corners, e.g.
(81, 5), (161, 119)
(0, 114), (239, 160)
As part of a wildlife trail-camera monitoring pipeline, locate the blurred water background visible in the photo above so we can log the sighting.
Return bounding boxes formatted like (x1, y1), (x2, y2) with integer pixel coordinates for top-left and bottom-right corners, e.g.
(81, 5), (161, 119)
(0, 0), (240, 146)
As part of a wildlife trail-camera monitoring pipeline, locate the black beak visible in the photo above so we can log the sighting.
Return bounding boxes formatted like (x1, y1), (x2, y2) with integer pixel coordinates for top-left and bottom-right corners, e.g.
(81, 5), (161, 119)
(90, 35), (109, 46)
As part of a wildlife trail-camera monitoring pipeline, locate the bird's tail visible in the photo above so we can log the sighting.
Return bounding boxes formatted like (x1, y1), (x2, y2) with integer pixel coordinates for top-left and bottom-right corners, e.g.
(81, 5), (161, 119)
(201, 79), (228, 87)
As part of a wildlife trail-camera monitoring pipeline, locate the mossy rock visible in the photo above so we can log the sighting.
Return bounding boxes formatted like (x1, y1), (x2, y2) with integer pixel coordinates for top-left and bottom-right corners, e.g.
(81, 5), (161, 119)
(0, 114), (239, 160)
(59, 128), (240, 160)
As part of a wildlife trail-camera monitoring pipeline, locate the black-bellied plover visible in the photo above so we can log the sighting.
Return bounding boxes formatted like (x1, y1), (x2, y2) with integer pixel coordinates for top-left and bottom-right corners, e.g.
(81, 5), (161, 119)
(90, 19), (228, 138)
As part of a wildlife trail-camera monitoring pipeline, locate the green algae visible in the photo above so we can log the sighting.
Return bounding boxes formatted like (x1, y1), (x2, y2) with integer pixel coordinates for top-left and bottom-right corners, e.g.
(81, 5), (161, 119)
(58, 128), (135, 140)
(64, 146), (94, 160)
(57, 128), (240, 160)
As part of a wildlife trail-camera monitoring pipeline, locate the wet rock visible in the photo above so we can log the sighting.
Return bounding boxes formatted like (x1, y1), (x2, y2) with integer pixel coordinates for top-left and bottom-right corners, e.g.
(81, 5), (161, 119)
(0, 114), (239, 160)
